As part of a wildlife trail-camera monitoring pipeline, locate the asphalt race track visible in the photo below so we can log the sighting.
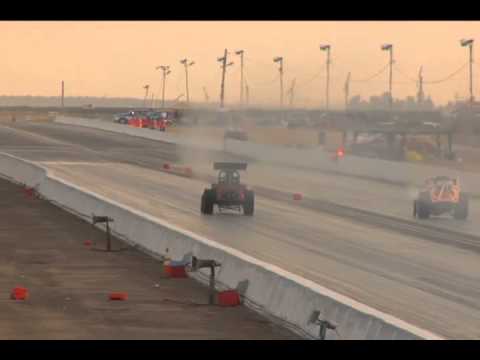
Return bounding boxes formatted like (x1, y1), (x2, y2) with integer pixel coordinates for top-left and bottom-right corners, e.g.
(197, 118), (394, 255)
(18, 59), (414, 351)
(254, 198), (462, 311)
(1, 121), (480, 339)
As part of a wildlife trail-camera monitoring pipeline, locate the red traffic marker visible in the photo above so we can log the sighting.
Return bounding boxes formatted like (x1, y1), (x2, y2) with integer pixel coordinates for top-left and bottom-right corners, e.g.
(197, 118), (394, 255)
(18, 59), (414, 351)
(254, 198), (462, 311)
(11, 287), (28, 301)
(163, 163), (171, 170)
(164, 264), (188, 278)
(24, 188), (35, 198)
(217, 290), (241, 307)
(109, 292), (128, 301)
(292, 193), (303, 201)
(84, 240), (93, 247)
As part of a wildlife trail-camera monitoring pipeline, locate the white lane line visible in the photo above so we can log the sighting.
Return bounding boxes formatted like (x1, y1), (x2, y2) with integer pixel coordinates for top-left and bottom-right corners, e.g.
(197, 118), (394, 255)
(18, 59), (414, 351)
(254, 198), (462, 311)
(40, 161), (113, 166)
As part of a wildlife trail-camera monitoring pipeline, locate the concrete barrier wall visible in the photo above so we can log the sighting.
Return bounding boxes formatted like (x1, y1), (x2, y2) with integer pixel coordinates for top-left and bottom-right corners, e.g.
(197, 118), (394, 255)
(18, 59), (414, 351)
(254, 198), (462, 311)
(225, 139), (480, 194)
(0, 152), (442, 340)
(0, 154), (47, 187)
(55, 116), (224, 152)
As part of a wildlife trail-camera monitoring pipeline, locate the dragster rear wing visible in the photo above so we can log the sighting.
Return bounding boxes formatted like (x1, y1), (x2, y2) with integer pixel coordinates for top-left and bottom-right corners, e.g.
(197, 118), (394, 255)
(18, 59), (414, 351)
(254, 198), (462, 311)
(213, 162), (247, 171)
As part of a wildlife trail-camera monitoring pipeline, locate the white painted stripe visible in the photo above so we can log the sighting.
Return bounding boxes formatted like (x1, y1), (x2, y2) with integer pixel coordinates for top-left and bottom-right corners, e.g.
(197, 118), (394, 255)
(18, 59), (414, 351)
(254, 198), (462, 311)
(40, 161), (113, 166)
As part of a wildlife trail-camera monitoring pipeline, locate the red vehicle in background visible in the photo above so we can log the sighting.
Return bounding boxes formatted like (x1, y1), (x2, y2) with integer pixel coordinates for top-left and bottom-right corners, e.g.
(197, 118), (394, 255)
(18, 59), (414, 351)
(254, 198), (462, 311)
(128, 117), (152, 128)
(150, 118), (168, 131)
(146, 111), (174, 131)
(124, 109), (177, 131)
(127, 111), (151, 128)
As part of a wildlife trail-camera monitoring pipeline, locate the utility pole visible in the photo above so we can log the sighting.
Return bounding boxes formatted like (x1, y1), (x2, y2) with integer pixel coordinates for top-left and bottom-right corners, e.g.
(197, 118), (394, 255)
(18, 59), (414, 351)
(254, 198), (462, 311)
(320, 44), (331, 110)
(143, 85), (150, 108)
(217, 49), (233, 108)
(417, 66), (424, 105)
(245, 81), (250, 106)
(461, 39), (474, 105)
(381, 44), (394, 110)
(273, 56), (284, 107)
(180, 58), (195, 105)
(287, 78), (296, 107)
(203, 86), (210, 103)
(344, 72), (351, 110)
(235, 50), (245, 106)
(155, 65), (171, 108)
(61, 80), (64, 108)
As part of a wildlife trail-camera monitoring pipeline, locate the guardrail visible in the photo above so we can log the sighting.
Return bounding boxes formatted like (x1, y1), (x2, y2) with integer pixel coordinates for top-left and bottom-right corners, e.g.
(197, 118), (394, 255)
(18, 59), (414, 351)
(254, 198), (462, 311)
(0, 152), (443, 340)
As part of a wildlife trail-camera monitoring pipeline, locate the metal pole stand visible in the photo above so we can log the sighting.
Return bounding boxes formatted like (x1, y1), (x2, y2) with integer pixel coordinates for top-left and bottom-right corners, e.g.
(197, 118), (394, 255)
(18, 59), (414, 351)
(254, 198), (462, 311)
(189, 256), (221, 305)
(92, 215), (114, 252)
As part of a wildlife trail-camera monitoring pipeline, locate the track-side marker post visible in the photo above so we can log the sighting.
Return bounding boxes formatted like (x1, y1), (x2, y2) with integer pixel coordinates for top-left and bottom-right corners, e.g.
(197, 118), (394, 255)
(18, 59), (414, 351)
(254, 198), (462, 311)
(189, 256), (221, 305)
(92, 215), (114, 252)
(308, 310), (338, 340)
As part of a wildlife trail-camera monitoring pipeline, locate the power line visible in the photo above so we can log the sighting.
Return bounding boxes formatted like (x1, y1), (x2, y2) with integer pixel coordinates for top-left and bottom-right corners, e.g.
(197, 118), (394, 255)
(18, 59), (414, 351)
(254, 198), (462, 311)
(244, 55), (306, 73)
(351, 63), (390, 83)
(351, 79), (411, 86)
(423, 63), (468, 84)
(393, 65), (418, 83)
(295, 71), (323, 89)
(294, 65), (326, 90)
(394, 63), (469, 85)
(244, 73), (279, 87)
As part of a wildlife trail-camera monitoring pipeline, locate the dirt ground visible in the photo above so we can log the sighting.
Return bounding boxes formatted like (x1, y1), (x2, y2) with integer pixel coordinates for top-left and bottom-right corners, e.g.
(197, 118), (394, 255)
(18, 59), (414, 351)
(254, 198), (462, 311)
(0, 177), (298, 340)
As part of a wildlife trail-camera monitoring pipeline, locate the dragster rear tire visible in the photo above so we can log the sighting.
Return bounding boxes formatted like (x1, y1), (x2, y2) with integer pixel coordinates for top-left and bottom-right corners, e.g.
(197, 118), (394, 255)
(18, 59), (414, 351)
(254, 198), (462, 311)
(201, 189), (214, 215)
(416, 192), (431, 220)
(204, 189), (215, 215)
(454, 193), (469, 220)
(243, 190), (255, 216)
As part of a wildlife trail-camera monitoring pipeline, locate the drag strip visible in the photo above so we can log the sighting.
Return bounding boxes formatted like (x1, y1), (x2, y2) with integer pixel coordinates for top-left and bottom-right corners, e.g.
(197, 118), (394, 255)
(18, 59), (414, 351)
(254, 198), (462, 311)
(2, 121), (480, 339)
(9, 121), (480, 239)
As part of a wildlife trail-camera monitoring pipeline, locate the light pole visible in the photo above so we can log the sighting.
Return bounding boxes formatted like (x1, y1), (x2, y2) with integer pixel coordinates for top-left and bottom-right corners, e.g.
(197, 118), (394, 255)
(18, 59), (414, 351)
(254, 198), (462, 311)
(381, 43), (394, 110)
(61, 80), (65, 108)
(217, 49), (234, 108)
(273, 56), (284, 107)
(203, 86), (210, 103)
(155, 65), (171, 108)
(235, 50), (245, 106)
(320, 44), (331, 111)
(461, 39), (474, 105)
(180, 58), (195, 105)
(287, 78), (296, 107)
(417, 66), (424, 105)
(344, 72), (351, 111)
(143, 85), (150, 108)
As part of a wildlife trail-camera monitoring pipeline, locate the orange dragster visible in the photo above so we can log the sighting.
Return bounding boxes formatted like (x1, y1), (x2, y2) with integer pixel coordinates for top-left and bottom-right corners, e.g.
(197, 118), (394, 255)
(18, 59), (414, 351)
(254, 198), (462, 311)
(413, 176), (468, 220)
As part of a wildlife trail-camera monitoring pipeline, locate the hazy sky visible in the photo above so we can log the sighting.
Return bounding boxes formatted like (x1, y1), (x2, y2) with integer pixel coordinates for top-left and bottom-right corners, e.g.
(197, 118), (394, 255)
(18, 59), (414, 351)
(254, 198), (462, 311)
(1, 21), (479, 108)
